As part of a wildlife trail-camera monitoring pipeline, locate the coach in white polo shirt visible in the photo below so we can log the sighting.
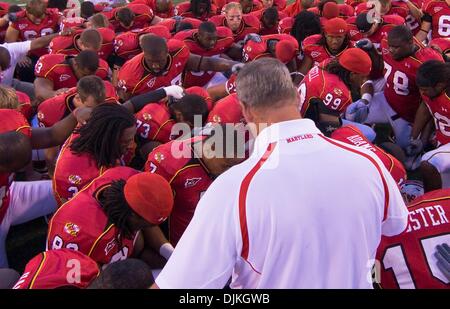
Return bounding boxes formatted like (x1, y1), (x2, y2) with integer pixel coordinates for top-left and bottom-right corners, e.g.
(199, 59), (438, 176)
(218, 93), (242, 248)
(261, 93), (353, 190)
(153, 58), (409, 289)
(0, 31), (63, 99)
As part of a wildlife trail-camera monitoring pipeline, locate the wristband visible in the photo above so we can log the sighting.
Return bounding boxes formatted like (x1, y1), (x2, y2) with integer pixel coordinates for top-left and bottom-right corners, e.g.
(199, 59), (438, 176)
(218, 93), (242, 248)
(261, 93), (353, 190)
(361, 93), (373, 102)
(159, 243), (174, 260)
(361, 80), (373, 88)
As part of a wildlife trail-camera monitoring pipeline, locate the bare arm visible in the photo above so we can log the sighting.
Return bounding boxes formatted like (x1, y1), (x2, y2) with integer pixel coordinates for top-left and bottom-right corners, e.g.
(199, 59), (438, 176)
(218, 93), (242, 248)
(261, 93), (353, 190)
(30, 113), (78, 149)
(30, 33), (60, 50)
(5, 25), (19, 43)
(405, 0), (423, 22)
(34, 77), (56, 102)
(298, 55), (313, 75)
(206, 82), (229, 102)
(185, 53), (238, 72)
(151, 15), (163, 25)
(415, 20), (431, 43)
(411, 101), (432, 140)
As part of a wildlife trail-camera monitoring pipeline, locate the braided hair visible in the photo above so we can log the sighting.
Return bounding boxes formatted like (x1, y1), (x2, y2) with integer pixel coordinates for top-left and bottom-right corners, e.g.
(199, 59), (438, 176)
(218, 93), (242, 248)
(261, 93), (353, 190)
(100, 179), (134, 239)
(290, 11), (322, 46)
(324, 60), (352, 90)
(70, 103), (136, 169)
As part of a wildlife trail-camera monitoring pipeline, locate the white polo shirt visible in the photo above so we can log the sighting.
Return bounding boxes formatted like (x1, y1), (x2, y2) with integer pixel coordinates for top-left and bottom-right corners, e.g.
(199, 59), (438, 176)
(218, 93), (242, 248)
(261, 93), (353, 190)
(155, 119), (408, 289)
(0, 41), (31, 87)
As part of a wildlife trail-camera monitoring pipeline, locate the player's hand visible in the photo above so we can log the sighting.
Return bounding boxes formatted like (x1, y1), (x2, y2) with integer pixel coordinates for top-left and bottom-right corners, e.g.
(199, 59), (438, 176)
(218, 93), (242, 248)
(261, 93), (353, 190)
(17, 56), (32, 68)
(355, 39), (374, 51)
(243, 33), (262, 45)
(163, 85), (184, 99)
(59, 28), (74, 36)
(405, 137), (423, 156)
(434, 243), (450, 281)
(55, 88), (71, 95)
(231, 63), (245, 74)
(72, 106), (92, 125)
(345, 100), (369, 123)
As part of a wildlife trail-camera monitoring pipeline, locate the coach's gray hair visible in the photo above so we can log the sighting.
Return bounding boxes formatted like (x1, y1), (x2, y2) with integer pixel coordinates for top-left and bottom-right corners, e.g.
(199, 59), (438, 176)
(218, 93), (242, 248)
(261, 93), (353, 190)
(236, 58), (298, 109)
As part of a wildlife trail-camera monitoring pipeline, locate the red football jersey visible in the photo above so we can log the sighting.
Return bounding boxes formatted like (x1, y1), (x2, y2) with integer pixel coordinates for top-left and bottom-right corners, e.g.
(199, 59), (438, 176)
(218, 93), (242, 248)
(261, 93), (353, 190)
(210, 14), (261, 42)
(134, 86), (211, 144)
(331, 125), (407, 186)
(114, 25), (172, 62)
(37, 81), (117, 128)
(12, 249), (99, 289)
(10, 8), (61, 57)
(224, 72), (237, 94)
(52, 133), (110, 206)
(106, 3), (155, 33)
(117, 39), (189, 97)
(403, 0), (423, 35)
(207, 93), (244, 124)
(0, 109), (31, 223)
(381, 38), (444, 123)
(35, 54), (110, 90)
(242, 33), (299, 62)
(250, 8), (288, 35)
(174, 1), (218, 20)
(158, 17), (202, 34)
(376, 188), (450, 289)
(355, 1), (409, 19)
(278, 16), (293, 34)
(133, 0), (176, 18)
(16, 91), (32, 120)
(135, 103), (174, 145)
(421, 91), (450, 146)
(145, 136), (213, 245)
(48, 167), (140, 266)
(429, 37), (450, 54)
(423, 0), (450, 39)
(298, 65), (352, 116)
(49, 27), (115, 60)
(174, 27), (233, 87)
(303, 34), (353, 66)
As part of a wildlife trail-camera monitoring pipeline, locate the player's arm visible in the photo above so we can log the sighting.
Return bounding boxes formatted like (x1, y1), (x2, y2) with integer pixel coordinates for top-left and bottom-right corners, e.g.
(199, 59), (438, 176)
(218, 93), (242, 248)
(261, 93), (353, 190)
(207, 82), (233, 102)
(185, 53), (238, 72)
(225, 43), (245, 61)
(30, 107), (91, 149)
(30, 30), (71, 51)
(415, 15), (432, 43)
(411, 101), (432, 140)
(151, 15), (163, 25)
(122, 85), (184, 113)
(298, 55), (313, 75)
(5, 24), (20, 43)
(403, 0), (423, 22)
(34, 77), (57, 102)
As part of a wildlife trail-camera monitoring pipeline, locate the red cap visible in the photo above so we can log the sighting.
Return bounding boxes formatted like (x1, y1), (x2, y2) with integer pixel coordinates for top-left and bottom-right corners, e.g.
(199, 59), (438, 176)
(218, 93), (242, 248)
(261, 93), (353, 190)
(275, 40), (297, 63)
(324, 17), (348, 36)
(13, 249), (99, 289)
(323, 2), (340, 19)
(338, 48), (372, 75)
(124, 172), (174, 225)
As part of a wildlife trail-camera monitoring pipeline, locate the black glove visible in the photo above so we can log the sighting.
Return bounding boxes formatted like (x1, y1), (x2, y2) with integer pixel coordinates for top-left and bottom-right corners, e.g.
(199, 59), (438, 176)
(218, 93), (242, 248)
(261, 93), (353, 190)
(435, 243), (450, 281)
(7, 12), (17, 23)
(243, 33), (262, 45)
(355, 38), (374, 51)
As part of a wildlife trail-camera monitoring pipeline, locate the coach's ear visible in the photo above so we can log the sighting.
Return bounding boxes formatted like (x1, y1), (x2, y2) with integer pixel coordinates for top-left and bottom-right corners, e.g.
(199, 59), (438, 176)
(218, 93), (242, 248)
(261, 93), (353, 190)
(239, 100), (254, 124)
